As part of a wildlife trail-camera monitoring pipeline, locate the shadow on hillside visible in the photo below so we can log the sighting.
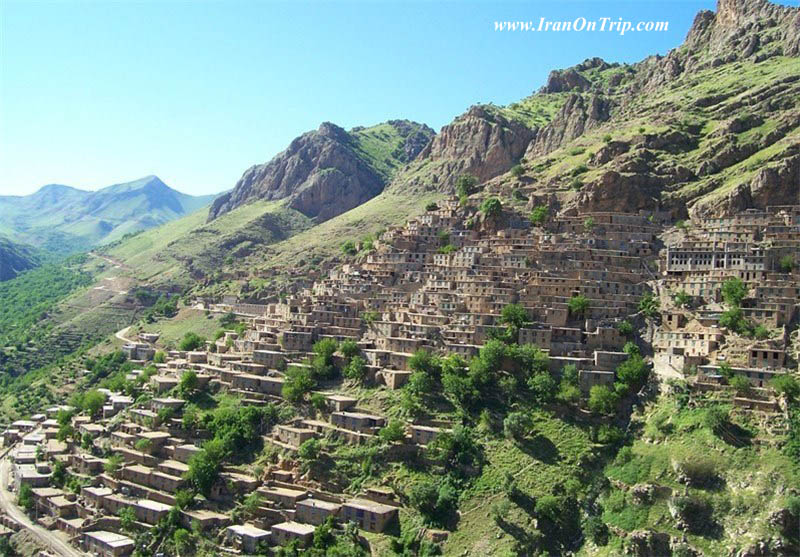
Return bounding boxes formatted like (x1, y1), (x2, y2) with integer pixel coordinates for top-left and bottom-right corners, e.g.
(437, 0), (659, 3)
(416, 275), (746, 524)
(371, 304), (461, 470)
(518, 434), (560, 464)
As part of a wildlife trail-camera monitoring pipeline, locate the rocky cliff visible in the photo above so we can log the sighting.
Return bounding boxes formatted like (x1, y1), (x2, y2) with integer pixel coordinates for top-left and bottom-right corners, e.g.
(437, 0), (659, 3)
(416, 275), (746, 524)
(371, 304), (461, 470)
(208, 120), (434, 222)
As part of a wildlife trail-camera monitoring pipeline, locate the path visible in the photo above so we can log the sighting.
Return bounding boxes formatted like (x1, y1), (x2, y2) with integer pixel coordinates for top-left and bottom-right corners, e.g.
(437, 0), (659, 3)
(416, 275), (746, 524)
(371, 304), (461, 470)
(115, 326), (134, 344)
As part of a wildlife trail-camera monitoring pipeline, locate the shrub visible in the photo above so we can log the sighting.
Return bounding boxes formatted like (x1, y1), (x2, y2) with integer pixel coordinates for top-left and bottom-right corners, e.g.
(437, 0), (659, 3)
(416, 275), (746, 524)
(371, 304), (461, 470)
(339, 339), (359, 360)
(503, 411), (532, 440)
(729, 374), (751, 395)
(571, 178), (583, 190)
(753, 324), (770, 340)
(341, 240), (358, 256)
(584, 515), (609, 545)
(779, 255), (794, 273)
(528, 372), (557, 404)
(583, 217), (594, 231)
(617, 320), (633, 336)
(721, 278), (747, 306)
(378, 420), (406, 443)
(297, 438), (322, 462)
(673, 290), (691, 308)
(455, 174), (479, 197)
(510, 164), (524, 178)
(771, 374), (799, 400)
(480, 197), (502, 218)
(179, 370), (199, 392)
(425, 202), (439, 212)
(568, 294), (590, 317)
(557, 382), (581, 404)
(282, 366), (315, 403)
(588, 385), (618, 415)
(571, 164), (588, 176)
(720, 306), (750, 334)
(638, 293), (659, 318)
(179, 332), (205, 351)
(82, 390), (107, 417)
(676, 456), (718, 487)
(530, 206), (548, 226)
(343, 356), (368, 382)
(153, 351), (166, 363)
(603, 134), (612, 142)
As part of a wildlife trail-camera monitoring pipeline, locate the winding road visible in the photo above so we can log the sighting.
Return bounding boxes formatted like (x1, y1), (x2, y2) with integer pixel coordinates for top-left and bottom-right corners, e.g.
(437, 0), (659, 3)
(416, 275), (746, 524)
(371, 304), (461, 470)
(0, 447), (85, 556)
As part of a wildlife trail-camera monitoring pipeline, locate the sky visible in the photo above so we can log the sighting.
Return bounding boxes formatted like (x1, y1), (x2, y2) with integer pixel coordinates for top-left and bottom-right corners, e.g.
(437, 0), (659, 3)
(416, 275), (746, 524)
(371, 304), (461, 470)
(0, 0), (755, 197)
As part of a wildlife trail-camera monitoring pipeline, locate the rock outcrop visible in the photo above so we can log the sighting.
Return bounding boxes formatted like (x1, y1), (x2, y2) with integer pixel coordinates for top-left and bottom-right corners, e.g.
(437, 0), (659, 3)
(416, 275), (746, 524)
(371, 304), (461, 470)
(208, 120), (434, 222)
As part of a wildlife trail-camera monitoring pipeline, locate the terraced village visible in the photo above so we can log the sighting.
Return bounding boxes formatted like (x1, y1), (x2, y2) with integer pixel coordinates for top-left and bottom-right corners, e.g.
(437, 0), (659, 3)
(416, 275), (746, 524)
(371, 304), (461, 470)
(1, 193), (798, 556)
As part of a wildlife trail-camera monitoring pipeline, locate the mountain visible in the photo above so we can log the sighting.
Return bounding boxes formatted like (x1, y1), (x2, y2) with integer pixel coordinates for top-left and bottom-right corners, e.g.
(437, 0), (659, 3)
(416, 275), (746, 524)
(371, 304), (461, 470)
(0, 176), (218, 253)
(0, 236), (41, 281)
(208, 120), (435, 222)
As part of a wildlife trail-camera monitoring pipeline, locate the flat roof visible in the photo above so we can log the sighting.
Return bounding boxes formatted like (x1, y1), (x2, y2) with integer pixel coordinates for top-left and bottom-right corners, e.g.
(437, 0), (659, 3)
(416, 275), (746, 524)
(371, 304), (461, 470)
(272, 521), (315, 535)
(227, 524), (270, 537)
(344, 498), (398, 514)
(296, 498), (340, 511)
(84, 530), (135, 548)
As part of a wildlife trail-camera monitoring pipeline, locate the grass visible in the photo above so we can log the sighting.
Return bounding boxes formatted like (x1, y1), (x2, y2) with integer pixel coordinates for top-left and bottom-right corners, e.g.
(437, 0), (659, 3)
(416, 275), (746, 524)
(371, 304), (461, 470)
(132, 308), (224, 349)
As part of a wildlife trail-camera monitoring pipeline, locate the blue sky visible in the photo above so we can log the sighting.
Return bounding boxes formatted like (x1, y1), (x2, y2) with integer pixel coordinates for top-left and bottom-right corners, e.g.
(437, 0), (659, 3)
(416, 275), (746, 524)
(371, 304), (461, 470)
(0, 0), (747, 196)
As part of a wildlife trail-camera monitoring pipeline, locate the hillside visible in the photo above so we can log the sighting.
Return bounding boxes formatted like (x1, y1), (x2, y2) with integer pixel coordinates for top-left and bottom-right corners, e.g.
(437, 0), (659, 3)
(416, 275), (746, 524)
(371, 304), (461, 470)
(208, 120), (435, 222)
(0, 176), (218, 253)
(0, 236), (41, 281)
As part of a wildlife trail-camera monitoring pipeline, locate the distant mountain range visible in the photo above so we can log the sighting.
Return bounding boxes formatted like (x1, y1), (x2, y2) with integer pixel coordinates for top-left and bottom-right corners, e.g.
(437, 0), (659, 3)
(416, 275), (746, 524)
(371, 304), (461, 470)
(0, 176), (218, 254)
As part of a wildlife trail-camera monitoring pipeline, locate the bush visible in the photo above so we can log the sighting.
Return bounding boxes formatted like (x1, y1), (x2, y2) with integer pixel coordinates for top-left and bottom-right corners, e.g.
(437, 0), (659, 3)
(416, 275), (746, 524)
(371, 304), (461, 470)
(779, 255), (794, 273)
(378, 420), (406, 443)
(638, 293), (659, 318)
(530, 206), (548, 226)
(455, 174), (478, 197)
(753, 324), (770, 340)
(603, 134), (612, 142)
(343, 356), (368, 382)
(583, 515), (609, 545)
(480, 197), (502, 218)
(82, 390), (107, 417)
(729, 374), (751, 395)
(673, 290), (691, 308)
(297, 438), (322, 462)
(676, 456), (718, 487)
(425, 202), (439, 212)
(282, 366), (315, 403)
(720, 306), (750, 334)
(568, 294), (589, 317)
(153, 351), (166, 364)
(721, 278), (747, 306)
(571, 164), (588, 176)
(617, 320), (633, 336)
(409, 478), (458, 528)
(179, 332), (205, 351)
(771, 374), (799, 400)
(528, 372), (557, 404)
(510, 164), (524, 178)
(504, 411), (532, 440)
(588, 385), (618, 415)
(341, 240), (358, 256)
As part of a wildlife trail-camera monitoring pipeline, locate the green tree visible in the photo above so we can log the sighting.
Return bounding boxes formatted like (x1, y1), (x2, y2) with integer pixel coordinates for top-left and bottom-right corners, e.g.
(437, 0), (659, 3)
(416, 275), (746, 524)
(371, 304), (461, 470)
(729, 374), (752, 395)
(185, 438), (226, 496)
(720, 306), (749, 334)
(480, 197), (502, 218)
(378, 420), (406, 443)
(753, 324), (770, 340)
(530, 205), (549, 226)
(503, 411), (532, 440)
(282, 366), (315, 403)
(568, 294), (590, 317)
(499, 303), (528, 330)
(779, 255), (794, 272)
(588, 385), (618, 415)
(338, 339), (359, 360)
(673, 290), (691, 308)
(179, 332), (205, 351)
(119, 506), (137, 531)
(721, 278), (747, 306)
(153, 351), (166, 363)
(297, 438), (321, 462)
(82, 390), (107, 417)
(18, 484), (33, 512)
(617, 320), (633, 336)
(771, 374), (799, 401)
(179, 370), (199, 392)
(527, 372), (557, 404)
(310, 338), (339, 379)
(341, 240), (358, 256)
(455, 174), (478, 197)
(510, 164), (524, 178)
(343, 355), (368, 382)
(638, 293), (660, 318)
(583, 217), (595, 232)
(425, 202), (439, 211)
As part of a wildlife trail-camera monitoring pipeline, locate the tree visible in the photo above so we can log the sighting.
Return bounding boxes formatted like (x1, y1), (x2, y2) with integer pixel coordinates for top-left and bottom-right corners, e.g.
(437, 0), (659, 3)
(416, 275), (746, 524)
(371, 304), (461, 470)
(179, 332), (205, 351)
(584, 515), (609, 545)
(588, 385), (618, 415)
(530, 206), (549, 227)
(511, 164), (524, 178)
(343, 355), (368, 382)
(153, 351), (166, 364)
(173, 529), (192, 554)
(408, 478), (458, 528)
(341, 240), (357, 256)
(721, 278), (747, 306)
(18, 484), (33, 512)
(119, 506), (137, 531)
(527, 372), (557, 404)
(729, 374), (752, 395)
(179, 370), (199, 393)
(720, 306), (749, 334)
(425, 202), (439, 212)
(297, 438), (321, 462)
(779, 255), (795, 273)
(616, 354), (649, 390)
(282, 366), (315, 403)
(408, 349), (441, 378)
(455, 174), (478, 197)
(185, 438), (225, 496)
(310, 338), (339, 379)
(673, 290), (691, 308)
(378, 420), (406, 443)
(617, 320), (633, 336)
(480, 197), (502, 218)
(568, 294), (590, 317)
(503, 411), (531, 440)
(583, 217), (595, 232)
(338, 339), (359, 360)
(499, 303), (529, 330)
(753, 324), (770, 340)
(135, 438), (153, 453)
(638, 293), (660, 318)
(771, 374), (799, 401)
(82, 390), (107, 417)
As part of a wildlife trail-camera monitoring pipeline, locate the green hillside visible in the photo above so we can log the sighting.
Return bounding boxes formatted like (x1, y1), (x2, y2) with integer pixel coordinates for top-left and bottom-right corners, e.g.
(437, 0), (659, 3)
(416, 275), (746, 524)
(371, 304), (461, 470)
(0, 236), (42, 281)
